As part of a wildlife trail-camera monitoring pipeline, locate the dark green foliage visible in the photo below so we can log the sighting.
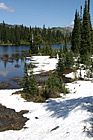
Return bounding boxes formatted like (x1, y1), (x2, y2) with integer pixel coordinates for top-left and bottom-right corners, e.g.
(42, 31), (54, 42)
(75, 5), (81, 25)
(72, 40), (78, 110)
(23, 62), (29, 93)
(41, 42), (46, 55)
(65, 49), (74, 69)
(80, 0), (92, 62)
(43, 73), (63, 98)
(57, 54), (65, 75)
(34, 34), (43, 47)
(23, 63), (39, 98)
(40, 42), (54, 57)
(71, 10), (81, 54)
(71, 0), (93, 64)
(45, 42), (50, 55)
(14, 25), (20, 45)
(49, 43), (54, 58)
(30, 43), (39, 54)
(29, 34), (43, 54)
(57, 48), (74, 75)
(0, 22), (71, 45)
(58, 45), (62, 58)
(92, 30), (93, 53)
(63, 37), (68, 53)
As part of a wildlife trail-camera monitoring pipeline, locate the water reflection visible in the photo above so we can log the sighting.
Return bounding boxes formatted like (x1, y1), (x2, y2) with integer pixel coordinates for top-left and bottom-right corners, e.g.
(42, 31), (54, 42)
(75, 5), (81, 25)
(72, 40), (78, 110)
(0, 67), (15, 77)
(0, 53), (25, 68)
(0, 45), (30, 88)
(0, 45), (30, 57)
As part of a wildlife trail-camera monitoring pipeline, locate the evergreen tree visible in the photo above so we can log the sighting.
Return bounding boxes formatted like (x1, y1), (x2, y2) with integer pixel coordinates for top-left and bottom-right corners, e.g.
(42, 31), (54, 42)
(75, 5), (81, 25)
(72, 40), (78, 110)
(71, 10), (81, 54)
(44, 72), (63, 98)
(59, 44), (62, 58)
(92, 30), (93, 53)
(57, 54), (65, 75)
(14, 25), (20, 45)
(88, 0), (90, 13)
(87, 0), (92, 51)
(41, 42), (46, 55)
(63, 37), (68, 53)
(28, 65), (39, 96)
(1, 21), (7, 43)
(42, 24), (46, 42)
(47, 27), (52, 43)
(23, 63), (39, 98)
(49, 42), (54, 58)
(65, 49), (74, 69)
(80, 0), (91, 62)
(46, 42), (49, 55)
(23, 62), (29, 93)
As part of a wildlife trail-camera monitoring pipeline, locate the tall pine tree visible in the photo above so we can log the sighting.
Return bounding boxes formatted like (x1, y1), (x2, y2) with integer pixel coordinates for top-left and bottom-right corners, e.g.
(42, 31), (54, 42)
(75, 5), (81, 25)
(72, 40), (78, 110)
(71, 10), (81, 54)
(80, 0), (91, 62)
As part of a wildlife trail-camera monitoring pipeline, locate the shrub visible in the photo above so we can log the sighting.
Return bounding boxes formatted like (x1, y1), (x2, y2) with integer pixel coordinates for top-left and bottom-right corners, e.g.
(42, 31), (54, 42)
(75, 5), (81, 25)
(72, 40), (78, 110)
(43, 72), (64, 99)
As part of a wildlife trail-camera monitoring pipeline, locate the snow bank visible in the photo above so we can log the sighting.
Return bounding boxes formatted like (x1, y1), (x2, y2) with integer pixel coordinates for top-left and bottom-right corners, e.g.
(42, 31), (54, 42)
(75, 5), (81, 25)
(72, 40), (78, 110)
(0, 80), (93, 140)
(65, 69), (86, 79)
(27, 56), (58, 74)
(0, 56), (92, 140)
(65, 69), (93, 80)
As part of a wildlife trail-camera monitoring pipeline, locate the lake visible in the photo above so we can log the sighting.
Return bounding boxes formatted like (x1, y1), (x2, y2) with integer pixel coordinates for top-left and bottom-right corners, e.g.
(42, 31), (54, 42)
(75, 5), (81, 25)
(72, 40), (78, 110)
(0, 44), (70, 89)
(0, 46), (30, 88)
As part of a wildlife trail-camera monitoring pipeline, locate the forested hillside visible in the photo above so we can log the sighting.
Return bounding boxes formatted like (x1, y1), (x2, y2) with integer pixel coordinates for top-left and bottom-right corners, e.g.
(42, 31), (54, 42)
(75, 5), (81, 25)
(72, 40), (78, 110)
(0, 23), (72, 45)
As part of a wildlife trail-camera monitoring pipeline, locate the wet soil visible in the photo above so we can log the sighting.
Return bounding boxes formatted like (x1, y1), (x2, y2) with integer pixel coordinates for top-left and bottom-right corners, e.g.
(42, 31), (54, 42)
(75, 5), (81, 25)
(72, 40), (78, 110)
(0, 104), (29, 132)
(0, 81), (14, 89)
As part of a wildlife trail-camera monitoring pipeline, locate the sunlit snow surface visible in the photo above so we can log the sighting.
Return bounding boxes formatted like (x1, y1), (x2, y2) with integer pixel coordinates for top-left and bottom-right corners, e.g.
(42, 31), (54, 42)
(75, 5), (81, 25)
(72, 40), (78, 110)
(0, 56), (93, 140)
(27, 56), (58, 74)
(0, 81), (93, 140)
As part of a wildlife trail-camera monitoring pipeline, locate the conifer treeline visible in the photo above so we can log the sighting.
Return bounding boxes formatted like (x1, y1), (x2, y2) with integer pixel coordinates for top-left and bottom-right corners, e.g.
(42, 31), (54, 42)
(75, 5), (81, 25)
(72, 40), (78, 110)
(0, 22), (71, 46)
(71, 0), (93, 62)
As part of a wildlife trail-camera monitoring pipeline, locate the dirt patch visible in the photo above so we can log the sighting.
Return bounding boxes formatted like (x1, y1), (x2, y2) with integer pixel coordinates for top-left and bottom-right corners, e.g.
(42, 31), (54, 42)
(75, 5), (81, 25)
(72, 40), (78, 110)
(0, 104), (29, 132)
(0, 81), (14, 89)
(63, 69), (73, 74)
(38, 70), (53, 76)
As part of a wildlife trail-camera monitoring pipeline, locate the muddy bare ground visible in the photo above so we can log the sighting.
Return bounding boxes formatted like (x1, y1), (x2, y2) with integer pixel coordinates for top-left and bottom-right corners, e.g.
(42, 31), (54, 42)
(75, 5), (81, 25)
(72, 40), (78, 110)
(0, 82), (14, 89)
(0, 104), (29, 132)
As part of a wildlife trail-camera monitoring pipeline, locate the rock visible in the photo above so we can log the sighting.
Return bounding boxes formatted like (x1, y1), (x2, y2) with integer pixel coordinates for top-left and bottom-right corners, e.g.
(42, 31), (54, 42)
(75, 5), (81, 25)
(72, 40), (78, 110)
(35, 117), (39, 119)
(50, 126), (59, 132)
(0, 104), (29, 132)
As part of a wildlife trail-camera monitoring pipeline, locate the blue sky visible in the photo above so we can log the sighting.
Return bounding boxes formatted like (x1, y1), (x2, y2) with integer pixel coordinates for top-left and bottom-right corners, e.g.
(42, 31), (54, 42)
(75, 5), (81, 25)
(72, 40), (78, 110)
(0, 0), (93, 28)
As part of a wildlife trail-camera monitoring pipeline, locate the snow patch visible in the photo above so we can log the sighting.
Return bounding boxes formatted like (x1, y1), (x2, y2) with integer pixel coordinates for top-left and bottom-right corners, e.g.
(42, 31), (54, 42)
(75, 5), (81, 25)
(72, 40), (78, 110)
(0, 81), (93, 140)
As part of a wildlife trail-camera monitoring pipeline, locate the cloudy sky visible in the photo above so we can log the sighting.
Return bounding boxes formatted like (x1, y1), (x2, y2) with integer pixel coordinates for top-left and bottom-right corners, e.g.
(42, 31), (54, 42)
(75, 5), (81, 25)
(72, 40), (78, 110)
(0, 0), (93, 28)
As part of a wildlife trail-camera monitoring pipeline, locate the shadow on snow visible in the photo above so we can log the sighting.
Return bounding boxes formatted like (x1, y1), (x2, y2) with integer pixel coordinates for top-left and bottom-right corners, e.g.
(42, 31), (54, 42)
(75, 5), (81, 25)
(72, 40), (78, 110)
(44, 96), (93, 137)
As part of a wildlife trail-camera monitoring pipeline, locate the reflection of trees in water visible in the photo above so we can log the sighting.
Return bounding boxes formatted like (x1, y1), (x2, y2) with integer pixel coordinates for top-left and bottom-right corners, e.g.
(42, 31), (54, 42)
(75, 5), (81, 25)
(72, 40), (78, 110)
(4, 61), (7, 68)
(0, 53), (25, 68)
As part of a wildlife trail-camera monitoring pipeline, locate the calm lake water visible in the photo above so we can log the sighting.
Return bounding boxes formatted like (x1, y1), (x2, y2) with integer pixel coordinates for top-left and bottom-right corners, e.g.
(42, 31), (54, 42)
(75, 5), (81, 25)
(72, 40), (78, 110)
(0, 44), (70, 89)
(0, 46), (30, 88)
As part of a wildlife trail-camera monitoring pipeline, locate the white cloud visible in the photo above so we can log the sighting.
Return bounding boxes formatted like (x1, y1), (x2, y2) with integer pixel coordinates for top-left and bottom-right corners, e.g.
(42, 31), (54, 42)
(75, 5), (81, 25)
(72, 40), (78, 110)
(66, 21), (74, 27)
(0, 3), (14, 12)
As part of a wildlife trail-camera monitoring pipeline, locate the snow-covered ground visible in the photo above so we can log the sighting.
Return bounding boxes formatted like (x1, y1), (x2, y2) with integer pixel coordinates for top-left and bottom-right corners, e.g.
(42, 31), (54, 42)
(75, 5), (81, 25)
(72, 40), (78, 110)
(27, 56), (58, 74)
(0, 80), (93, 140)
(65, 69), (93, 81)
(0, 56), (93, 140)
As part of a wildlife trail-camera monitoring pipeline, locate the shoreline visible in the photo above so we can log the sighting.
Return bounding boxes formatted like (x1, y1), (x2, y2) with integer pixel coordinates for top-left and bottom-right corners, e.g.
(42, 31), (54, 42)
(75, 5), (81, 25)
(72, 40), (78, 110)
(0, 44), (13, 46)
(0, 44), (30, 46)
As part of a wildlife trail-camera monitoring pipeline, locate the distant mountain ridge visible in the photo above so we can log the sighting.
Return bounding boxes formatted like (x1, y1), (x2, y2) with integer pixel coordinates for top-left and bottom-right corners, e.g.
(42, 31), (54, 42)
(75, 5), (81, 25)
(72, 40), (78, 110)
(51, 27), (73, 34)
(0, 23), (73, 33)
